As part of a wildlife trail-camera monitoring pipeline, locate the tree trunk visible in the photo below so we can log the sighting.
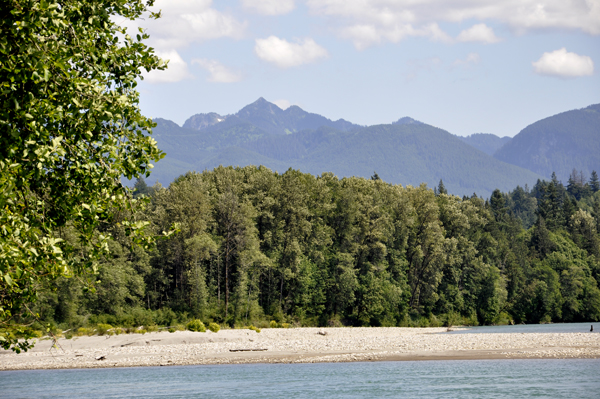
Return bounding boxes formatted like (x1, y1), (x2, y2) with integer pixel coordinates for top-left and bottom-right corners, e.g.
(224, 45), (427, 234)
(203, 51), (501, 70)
(279, 272), (284, 310)
(225, 231), (230, 319)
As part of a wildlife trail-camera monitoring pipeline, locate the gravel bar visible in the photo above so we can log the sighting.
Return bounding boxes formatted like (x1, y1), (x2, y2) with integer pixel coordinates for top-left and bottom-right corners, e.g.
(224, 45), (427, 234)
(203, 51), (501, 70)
(1, 327), (599, 370)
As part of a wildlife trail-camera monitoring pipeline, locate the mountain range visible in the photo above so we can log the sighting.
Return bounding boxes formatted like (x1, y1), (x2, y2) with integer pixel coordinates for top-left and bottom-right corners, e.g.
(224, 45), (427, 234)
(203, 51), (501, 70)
(146, 98), (599, 198)
(182, 97), (361, 136)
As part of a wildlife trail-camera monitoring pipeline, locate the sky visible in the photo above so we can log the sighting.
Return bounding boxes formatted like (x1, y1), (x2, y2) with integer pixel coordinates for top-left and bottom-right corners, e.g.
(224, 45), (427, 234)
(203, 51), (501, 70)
(131, 0), (600, 137)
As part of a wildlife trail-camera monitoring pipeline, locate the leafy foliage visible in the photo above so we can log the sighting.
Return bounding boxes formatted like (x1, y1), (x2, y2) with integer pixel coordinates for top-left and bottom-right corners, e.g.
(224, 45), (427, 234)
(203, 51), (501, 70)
(0, 0), (164, 351)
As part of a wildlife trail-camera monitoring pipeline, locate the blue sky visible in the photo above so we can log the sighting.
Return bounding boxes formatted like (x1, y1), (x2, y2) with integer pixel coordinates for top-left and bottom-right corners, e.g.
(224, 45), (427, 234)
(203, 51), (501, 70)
(132, 0), (600, 137)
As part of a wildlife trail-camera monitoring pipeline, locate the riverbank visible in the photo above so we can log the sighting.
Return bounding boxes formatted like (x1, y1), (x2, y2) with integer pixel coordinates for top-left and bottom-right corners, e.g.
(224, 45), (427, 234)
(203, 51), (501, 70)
(1, 327), (599, 370)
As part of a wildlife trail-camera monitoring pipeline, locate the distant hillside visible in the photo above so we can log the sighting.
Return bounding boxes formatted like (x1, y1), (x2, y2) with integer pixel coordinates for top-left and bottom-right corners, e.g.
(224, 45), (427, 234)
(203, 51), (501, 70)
(494, 104), (600, 181)
(234, 124), (542, 197)
(147, 122), (543, 198)
(459, 133), (511, 156)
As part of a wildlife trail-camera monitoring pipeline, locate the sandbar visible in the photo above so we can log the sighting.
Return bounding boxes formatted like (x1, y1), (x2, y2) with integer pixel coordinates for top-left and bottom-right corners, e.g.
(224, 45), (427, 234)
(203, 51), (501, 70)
(1, 327), (599, 370)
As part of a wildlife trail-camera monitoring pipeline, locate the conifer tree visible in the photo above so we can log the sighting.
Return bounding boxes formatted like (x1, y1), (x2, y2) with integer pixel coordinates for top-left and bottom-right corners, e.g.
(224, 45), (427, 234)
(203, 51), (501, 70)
(437, 179), (448, 195)
(490, 189), (508, 224)
(590, 171), (600, 193)
(592, 197), (600, 233)
(133, 178), (150, 198)
(537, 182), (563, 230)
(531, 217), (555, 258)
(567, 169), (582, 200)
(562, 195), (579, 226)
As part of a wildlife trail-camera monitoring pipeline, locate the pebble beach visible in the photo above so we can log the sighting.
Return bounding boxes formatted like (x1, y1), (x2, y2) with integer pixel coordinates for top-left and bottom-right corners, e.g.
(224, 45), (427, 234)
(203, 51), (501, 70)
(1, 327), (599, 371)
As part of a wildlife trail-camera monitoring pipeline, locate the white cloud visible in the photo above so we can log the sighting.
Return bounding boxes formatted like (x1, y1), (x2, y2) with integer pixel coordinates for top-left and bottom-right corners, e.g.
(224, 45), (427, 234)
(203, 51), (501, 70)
(340, 22), (452, 50)
(340, 24), (383, 50)
(192, 59), (243, 83)
(423, 23), (454, 44)
(242, 0), (295, 16)
(453, 53), (481, 67)
(273, 99), (293, 109)
(134, 0), (246, 50)
(144, 51), (193, 83)
(457, 24), (501, 43)
(254, 36), (329, 68)
(532, 48), (594, 78)
(306, 0), (600, 48)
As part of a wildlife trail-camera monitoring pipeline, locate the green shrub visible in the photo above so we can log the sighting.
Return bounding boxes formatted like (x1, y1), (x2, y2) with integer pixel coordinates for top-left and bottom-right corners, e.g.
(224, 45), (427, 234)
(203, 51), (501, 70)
(131, 307), (154, 327)
(154, 308), (178, 326)
(146, 325), (159, 333)
(248, 325), (261, 333)
(76, 327), (93, 336)
(269, 320), (278, 328)
(97, 323), (113, 335)
(186, 319), (206, 332)
(168, 328), (176, 333)
(444, 312), (461, 327)
(493, 311), (513, 326)
(327, 316), (343, 327)
(280, 323), (291, 329)
(463, 312), (479, 326)
(417, 317), (430, 328)
(208, 322), (220, 333)
(89, 314), (117, 326)
(428, 315), (442, 327)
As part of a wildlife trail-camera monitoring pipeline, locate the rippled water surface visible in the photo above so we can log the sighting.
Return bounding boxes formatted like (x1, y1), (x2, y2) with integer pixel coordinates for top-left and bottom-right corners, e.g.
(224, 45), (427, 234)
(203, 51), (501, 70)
(449, 322), (597, 334)
(1, 359), (599, 398)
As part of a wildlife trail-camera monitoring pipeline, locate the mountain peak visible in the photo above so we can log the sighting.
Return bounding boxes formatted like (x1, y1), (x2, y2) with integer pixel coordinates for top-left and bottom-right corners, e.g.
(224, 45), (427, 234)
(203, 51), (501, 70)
(392, 117), (423, 125)
(238, 97), (282, 116)
(248, 97), (275, 108)
(254, 97), (268, 104)
(183, 112), (226, 130)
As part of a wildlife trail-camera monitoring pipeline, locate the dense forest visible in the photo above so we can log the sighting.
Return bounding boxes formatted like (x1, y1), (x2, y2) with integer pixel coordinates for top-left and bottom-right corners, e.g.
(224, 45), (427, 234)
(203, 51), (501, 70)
(33, 167), (600, 332)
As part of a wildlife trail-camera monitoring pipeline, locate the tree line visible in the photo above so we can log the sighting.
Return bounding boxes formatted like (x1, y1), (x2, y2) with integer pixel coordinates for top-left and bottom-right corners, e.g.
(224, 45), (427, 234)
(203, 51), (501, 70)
(34, 166), (600, 329)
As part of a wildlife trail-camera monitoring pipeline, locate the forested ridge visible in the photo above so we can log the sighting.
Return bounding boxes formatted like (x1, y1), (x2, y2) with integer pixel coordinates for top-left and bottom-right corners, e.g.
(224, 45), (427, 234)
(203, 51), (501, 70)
(494, 103), (600, 182)
(33, 167), (600, 332)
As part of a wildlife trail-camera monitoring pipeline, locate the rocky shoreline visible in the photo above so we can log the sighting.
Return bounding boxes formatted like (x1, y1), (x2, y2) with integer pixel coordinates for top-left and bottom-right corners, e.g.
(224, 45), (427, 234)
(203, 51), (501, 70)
(1, 327), (599, 371)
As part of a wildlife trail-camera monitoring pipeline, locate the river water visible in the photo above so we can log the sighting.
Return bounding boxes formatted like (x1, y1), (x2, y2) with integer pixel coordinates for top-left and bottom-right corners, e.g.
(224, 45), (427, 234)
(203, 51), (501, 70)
(1, 358), (599, 398)
(449, 322), (596, 334)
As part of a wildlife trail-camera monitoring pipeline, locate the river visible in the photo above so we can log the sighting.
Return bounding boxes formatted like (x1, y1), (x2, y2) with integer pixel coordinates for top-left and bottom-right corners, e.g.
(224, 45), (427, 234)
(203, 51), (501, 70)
(1, 358), (599, 398)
